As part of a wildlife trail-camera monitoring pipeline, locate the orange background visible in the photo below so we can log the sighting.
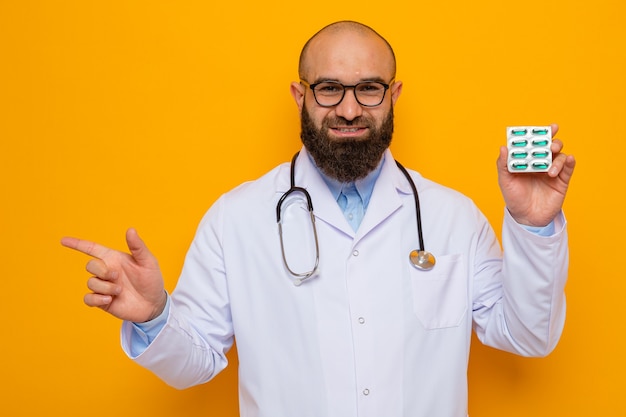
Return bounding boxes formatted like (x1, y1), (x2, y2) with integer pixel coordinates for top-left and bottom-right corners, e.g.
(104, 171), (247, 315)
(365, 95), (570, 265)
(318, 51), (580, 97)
(1, 1), (624, 415)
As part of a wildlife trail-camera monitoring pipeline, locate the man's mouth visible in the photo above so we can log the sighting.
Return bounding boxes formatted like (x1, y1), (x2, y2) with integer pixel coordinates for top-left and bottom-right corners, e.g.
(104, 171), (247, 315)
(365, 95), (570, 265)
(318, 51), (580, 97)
(336, 127), (362, 132)
(328, 126), (369, 141)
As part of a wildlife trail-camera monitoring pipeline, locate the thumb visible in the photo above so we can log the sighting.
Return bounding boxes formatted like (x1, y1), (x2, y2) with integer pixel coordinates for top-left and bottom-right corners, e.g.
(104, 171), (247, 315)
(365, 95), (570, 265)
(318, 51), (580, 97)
(125, 228), (155, 266)
(496, 146), (509, 174)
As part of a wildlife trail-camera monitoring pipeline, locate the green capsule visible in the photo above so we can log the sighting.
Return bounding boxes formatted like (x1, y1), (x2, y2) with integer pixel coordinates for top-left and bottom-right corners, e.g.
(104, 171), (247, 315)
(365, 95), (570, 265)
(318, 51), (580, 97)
(532, 162), (550, 170)
(511, 129), (528, 136)
(511, 162), (528, 170)
(532, 150), (549, 158)
(511, 139), (528, 147)
(532, 139), (549, 146)
(532, 128), (549, 135)
(511, 151), (528, 159)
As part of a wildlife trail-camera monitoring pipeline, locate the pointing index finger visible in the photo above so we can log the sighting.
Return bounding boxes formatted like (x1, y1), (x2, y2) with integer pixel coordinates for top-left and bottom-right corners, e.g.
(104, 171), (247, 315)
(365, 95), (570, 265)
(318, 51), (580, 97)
(61, 236), (111, 259)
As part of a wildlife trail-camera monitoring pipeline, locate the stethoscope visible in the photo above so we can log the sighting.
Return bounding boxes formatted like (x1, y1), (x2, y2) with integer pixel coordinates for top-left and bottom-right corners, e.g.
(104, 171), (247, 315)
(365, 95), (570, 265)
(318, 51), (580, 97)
(277, 152), (436, 286)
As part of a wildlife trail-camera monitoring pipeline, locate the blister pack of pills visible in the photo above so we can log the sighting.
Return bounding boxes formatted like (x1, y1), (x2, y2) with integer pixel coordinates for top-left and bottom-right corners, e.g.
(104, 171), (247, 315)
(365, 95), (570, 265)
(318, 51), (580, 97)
(507, 126), (552, 173)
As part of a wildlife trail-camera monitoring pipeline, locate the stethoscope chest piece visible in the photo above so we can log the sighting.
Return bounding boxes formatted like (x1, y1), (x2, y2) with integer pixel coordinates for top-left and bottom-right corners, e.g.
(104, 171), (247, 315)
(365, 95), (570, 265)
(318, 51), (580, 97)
(409, 250), (436, 271)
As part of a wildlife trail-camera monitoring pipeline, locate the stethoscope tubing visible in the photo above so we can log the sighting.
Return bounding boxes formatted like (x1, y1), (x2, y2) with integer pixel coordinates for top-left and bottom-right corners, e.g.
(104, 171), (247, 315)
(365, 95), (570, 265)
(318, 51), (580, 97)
(394, 160), (426, 253)
(276, 152), (320, 283)
(276, 152), (435, 284)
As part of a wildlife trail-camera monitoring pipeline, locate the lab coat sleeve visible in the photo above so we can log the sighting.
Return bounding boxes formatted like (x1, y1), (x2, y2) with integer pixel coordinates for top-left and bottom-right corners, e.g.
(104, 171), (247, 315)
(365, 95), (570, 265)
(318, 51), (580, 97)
(473, 209), (568, 357)
(120, 196), (235, 389)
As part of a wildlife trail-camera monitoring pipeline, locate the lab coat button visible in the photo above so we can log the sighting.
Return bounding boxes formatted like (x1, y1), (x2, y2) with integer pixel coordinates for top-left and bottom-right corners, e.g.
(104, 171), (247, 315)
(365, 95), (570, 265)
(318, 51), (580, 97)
(353, 250), (359, 256)
(363, 388), (370, 396)
(358, 317), (365, 324)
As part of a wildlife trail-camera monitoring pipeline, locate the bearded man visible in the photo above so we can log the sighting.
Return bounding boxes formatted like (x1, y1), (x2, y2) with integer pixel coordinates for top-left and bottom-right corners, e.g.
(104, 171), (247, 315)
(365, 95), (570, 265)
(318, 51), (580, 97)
(62, 20), (576, 417)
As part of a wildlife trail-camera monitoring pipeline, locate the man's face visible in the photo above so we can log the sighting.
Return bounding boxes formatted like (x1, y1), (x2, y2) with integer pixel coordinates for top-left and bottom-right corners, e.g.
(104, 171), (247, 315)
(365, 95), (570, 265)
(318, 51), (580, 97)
(291, 30), (403, 182)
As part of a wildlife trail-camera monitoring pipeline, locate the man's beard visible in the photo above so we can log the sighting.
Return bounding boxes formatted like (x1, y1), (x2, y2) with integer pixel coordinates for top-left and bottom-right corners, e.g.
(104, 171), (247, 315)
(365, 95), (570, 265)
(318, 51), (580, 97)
(300, 106), (394, 182)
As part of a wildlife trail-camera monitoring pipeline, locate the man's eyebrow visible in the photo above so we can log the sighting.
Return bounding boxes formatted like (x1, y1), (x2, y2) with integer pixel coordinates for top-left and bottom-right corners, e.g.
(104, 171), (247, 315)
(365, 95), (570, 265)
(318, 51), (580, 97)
(311, 76), (387, 84)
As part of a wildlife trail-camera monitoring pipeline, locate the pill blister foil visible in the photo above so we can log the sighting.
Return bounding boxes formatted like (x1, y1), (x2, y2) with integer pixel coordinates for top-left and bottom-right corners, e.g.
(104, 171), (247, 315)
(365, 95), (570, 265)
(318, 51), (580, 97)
(506, 126), (552, 173)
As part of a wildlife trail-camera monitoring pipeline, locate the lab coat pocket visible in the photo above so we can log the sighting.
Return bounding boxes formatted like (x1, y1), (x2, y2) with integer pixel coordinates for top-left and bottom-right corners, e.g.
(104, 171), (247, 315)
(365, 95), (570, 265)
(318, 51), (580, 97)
(410, 253), (468, 329)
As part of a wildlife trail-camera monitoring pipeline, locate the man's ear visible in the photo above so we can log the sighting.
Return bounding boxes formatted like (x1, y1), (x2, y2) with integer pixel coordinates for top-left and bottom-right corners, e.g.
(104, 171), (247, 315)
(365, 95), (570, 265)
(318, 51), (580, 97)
(290, 82), (305, 112)
(391, 81), (403, 106)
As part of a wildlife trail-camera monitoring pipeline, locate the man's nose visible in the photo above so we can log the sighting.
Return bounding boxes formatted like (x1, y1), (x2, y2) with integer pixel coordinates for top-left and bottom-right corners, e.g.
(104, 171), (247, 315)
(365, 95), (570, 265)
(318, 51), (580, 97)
(334, 88), (363, 121)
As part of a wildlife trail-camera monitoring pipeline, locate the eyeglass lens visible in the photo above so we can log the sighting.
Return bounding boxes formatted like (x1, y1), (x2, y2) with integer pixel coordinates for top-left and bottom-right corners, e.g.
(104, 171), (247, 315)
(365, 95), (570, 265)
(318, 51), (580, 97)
(312, 82), (388, 107)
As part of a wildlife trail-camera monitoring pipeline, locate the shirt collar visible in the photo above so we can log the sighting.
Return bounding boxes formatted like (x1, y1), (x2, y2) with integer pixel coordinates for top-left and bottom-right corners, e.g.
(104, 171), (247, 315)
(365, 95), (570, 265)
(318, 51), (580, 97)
(307, 152), (386, 211)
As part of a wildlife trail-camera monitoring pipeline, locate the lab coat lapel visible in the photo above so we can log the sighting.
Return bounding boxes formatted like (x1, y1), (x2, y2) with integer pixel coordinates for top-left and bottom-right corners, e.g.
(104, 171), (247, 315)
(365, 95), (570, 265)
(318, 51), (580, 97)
(294, 148), (354, 235)
(355, 150), (411, 241)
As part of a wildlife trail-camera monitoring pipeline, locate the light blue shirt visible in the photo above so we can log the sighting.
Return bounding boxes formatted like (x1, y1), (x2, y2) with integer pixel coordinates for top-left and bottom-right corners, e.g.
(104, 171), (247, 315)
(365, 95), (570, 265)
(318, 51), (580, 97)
(316, 154), (384, 232)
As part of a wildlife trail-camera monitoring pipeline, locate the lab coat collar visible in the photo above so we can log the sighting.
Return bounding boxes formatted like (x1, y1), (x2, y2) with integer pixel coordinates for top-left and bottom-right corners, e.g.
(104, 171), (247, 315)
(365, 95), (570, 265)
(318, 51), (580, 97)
(291, 147), (413, 240)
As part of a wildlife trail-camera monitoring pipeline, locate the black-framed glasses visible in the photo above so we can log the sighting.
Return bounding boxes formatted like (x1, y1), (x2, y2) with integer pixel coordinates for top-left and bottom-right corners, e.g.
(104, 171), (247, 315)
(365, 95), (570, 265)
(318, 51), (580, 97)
(301, 79), (393, 107)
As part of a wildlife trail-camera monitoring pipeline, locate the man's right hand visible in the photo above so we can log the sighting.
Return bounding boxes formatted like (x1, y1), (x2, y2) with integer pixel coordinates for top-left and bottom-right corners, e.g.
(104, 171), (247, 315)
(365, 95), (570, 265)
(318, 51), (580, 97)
(61, 228), (167, 323)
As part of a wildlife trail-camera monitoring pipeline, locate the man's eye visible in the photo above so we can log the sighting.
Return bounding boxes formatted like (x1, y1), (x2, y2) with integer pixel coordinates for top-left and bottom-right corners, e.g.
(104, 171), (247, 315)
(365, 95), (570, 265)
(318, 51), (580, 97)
(317, 84), (342, 93)
(358, 83), (382, 92)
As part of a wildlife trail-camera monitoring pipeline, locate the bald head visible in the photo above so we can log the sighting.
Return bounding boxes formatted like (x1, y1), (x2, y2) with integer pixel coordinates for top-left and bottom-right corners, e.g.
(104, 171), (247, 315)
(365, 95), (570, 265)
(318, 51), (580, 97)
(298, 21), (396, 81)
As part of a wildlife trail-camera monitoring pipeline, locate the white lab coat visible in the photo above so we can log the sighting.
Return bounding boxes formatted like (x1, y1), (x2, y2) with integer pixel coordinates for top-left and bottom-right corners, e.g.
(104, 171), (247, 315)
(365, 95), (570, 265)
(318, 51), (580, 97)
(122, 147), (568, 417)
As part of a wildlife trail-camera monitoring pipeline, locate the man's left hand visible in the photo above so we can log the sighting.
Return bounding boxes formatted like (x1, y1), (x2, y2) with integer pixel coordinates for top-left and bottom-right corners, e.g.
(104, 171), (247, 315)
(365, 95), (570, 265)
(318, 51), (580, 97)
(497, 123), (576, 227)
